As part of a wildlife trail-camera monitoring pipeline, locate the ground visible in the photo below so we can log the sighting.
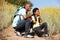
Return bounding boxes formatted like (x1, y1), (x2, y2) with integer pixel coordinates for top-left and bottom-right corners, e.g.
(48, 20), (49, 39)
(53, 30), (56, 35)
(0, 25), (60, 40)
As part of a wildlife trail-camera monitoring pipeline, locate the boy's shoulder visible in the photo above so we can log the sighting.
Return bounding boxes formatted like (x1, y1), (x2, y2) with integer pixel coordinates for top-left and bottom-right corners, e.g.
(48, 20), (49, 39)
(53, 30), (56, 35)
(32, 15), (40, 18)
(32, 15), (35, 18)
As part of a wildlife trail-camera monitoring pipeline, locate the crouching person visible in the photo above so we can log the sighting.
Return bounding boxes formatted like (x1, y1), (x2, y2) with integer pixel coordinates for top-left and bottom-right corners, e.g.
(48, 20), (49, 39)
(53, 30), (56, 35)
(12, 1), (33, 38)
(31, 8), (49, 37)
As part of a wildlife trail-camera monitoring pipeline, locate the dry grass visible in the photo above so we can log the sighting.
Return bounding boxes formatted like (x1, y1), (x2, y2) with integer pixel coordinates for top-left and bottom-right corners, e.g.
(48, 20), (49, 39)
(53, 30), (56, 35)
(0, 0), (17, 30)
(40, 8), (60, 35)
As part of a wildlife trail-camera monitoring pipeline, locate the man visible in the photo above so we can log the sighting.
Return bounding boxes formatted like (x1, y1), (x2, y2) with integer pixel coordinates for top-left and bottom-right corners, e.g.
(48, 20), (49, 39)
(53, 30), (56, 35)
(31, 8), (49, 37)
(12, 1), (33, 38)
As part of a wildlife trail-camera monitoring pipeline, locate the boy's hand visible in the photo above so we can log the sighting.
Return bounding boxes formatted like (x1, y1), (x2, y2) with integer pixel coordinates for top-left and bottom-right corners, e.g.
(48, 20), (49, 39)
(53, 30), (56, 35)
(32, 20), (36, 24)
(30, 19), (33, 22)
(40, 22), (42, 25)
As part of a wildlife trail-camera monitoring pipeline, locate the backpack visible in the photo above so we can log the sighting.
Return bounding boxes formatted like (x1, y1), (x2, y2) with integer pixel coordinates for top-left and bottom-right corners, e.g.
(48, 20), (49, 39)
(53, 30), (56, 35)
(14, 6), (25, 18)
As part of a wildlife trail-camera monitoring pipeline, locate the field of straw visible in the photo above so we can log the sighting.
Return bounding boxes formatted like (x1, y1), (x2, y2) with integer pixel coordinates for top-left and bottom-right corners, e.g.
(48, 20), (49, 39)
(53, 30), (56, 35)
(40, 8), (60, 35)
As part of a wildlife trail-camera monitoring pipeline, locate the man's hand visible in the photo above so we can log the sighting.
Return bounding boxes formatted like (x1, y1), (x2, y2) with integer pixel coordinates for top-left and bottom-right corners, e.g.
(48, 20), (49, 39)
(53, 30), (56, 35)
(27, 15), (32, 18)
(23, 13), (32, 20)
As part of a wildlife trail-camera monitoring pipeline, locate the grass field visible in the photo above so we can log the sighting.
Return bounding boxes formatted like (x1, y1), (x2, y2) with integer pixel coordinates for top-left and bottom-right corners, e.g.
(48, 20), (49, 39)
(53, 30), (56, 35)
(40, 8), (60, 35)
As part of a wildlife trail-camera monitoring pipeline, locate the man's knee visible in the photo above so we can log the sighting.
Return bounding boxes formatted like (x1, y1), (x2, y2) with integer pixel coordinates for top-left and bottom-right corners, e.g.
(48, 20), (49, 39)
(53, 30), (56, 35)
(26, 18), (31, 22)
(25, 19), (31, 25)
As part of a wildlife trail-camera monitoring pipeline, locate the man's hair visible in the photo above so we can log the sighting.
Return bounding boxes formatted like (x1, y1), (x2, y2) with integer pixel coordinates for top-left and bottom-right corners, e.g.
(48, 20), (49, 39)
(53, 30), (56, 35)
(23, 1), (33, 7)
(33, 8), (39, 15)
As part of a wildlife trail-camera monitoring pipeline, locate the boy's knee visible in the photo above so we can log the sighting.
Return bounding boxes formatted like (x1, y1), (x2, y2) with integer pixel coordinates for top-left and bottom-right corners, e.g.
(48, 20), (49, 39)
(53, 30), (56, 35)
(43, 22), (47, 28)
(43, 22), (47, 25)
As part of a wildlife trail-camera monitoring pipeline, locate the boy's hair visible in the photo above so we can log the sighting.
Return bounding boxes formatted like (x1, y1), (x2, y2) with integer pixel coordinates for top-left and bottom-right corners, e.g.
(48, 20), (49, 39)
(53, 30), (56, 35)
(33, 8), (39, 15)
(23, 1), (33, 7)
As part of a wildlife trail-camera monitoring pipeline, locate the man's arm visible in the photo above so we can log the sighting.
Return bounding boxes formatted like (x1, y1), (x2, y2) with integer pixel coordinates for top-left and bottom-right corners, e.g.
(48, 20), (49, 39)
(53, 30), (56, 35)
(20, 9), (32, 19)
(22, 15), (32, 20)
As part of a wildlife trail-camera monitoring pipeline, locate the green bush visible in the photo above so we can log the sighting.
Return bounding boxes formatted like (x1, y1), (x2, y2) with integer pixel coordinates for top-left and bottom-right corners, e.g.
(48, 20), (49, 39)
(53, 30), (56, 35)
(5, 0), (27, 6)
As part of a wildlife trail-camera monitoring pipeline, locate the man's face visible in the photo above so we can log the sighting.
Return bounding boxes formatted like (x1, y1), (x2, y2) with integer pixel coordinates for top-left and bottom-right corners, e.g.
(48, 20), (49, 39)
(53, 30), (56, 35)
(35, 10), (40, 16)
(25, 4), (32, 11)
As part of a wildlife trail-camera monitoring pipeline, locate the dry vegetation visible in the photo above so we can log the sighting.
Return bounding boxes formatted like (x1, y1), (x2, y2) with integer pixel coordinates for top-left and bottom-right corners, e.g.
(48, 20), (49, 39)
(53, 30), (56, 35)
(0, 0), (17, 30)
(0, 0), (60, 40)
(40, 8), (60, 35)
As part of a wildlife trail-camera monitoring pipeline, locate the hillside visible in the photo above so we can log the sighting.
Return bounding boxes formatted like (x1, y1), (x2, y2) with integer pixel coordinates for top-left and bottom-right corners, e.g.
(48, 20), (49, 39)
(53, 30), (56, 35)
(0, 0), (17, 30)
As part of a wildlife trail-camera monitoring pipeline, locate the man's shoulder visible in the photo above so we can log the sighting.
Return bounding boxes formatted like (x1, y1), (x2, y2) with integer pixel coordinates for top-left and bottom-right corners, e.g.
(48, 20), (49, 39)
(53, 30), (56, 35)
(17, 8), (26, 14)
(20, 8), (26, 12)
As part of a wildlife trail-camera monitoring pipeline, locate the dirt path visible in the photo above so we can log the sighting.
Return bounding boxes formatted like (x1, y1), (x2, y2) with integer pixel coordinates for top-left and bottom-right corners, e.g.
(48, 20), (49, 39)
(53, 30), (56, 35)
(0, 25), (48, 40)
(0, 25), (60, 40)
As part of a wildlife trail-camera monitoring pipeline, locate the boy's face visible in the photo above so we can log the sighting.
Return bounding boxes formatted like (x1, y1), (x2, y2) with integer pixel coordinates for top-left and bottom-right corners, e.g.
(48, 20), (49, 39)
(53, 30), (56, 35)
(25, 4), (32, 11)
(35, 10), (40, 16)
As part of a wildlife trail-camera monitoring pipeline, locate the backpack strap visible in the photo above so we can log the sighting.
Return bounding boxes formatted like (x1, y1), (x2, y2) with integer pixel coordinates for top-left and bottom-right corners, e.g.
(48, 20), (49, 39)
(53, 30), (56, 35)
(38, 17), (40, 23)
(14, 6), (25, 18)
(34, 15), (37, 21)
(33, 15), (40, 23)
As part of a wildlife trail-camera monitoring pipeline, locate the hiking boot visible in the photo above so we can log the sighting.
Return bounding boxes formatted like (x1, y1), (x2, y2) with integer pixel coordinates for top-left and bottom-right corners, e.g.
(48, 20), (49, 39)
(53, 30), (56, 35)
(24, 35), (34, 38)
(44, 34), (49, 37)
(15, 31), (22, 36)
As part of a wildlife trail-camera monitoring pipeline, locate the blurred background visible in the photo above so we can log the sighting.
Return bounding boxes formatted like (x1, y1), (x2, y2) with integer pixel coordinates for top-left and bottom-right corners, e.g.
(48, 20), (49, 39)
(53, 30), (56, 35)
(0, 0), (60, 40)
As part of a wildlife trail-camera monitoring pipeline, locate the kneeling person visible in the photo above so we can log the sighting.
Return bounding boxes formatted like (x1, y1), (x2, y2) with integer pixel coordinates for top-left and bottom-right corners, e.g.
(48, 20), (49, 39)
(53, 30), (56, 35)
(12, 1), (33, 38)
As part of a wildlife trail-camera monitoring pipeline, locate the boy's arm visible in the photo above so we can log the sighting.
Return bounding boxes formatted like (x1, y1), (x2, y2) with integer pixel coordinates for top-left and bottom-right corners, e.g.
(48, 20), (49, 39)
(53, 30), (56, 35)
(32, 20), (36, 24)
(31, 16), (36, 24)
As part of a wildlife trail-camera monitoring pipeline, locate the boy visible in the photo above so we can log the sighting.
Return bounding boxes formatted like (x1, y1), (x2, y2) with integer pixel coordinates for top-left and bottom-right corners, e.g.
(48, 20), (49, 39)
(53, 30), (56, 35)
(31, 8), (49, 37)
